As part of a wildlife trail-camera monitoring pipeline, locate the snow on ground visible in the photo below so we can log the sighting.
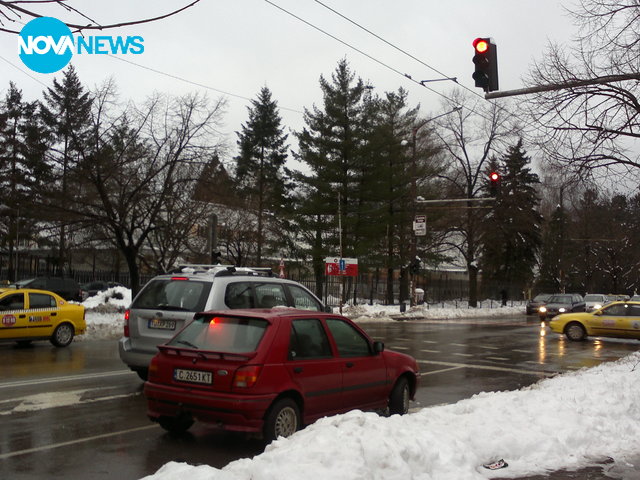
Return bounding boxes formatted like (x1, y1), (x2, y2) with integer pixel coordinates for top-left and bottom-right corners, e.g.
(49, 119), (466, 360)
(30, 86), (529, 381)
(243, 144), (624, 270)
(80, 291), (640, 479)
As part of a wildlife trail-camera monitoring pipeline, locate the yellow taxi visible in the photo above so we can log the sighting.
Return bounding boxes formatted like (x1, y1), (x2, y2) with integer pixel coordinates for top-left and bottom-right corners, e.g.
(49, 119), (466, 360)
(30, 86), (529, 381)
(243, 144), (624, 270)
(548, 301), (640, 341)
(0, 288), (86, 347)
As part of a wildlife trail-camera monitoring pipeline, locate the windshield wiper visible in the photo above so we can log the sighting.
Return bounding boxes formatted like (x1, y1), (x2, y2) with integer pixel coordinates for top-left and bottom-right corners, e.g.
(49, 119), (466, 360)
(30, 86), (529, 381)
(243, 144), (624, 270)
(176, 340), (199, 349)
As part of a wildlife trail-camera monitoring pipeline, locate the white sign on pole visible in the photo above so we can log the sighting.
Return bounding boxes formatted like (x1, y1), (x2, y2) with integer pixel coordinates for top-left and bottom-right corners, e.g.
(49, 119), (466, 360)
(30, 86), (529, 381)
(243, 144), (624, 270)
(413, 215), (426, 236)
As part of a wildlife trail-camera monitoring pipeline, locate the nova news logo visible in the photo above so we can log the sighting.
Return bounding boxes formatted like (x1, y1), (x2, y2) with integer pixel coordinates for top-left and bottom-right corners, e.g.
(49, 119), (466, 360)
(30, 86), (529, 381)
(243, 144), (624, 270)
(19, 17), (144, 74)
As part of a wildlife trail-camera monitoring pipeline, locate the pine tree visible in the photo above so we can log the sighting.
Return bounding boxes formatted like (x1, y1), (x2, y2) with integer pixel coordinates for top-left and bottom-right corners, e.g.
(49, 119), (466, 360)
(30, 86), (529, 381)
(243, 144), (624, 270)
(40, 65), (93, 273)
(294, 59), (369, 295)
(0, 82), (49, 279)
(481, 140), (542, 299)
(235, 87), (289, 266)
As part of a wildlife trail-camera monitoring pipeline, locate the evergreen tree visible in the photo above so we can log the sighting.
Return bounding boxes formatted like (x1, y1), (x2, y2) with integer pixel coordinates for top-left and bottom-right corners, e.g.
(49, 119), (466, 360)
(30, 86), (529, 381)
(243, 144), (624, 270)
(39, 65), (93, 273)
(294, 59), (369, 295)
(235, 87), (290, 266)
(0, 82), (49, 279)
(537, 205), (567, 293)
(481, 140), (542, 299)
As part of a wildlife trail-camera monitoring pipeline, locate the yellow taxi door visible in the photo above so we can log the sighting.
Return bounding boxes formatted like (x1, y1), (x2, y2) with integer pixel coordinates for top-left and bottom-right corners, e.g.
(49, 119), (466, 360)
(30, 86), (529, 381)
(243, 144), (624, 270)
(0, 292), (27, 340)
(592, 303), (629, 337)
(25, 292), (59, 337)
(621, 304), (640, 339)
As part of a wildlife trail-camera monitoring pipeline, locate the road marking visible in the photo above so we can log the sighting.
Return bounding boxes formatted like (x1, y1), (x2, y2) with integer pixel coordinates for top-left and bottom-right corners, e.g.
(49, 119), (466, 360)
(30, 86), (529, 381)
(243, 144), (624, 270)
(389, 345), (409, 350)
(422, 340), (438, 344)
(451, 343), (467, 347)
(420, 349), (440, 353)
(0, 370), (136, 390)
(420, 366), (463, 376)
(452, 352), (474, 357)
(418, 359), (554, 377)
(0, 388), (142, 416)
(486, 356), (510, 361)
(0, 424), (158, 459)
(477, 345), (500, 350)
(512, 349), (534, 353)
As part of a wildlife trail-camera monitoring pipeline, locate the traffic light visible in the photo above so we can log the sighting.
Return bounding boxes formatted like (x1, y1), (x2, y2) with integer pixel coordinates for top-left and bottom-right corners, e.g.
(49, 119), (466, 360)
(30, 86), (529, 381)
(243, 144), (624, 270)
(472, 38), (498, 92)
(489, 171), (500, 196)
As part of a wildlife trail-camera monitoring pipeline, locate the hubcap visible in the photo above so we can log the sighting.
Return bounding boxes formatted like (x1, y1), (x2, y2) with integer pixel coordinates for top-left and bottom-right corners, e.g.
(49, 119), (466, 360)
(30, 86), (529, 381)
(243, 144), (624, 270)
(567, 325), (583, 340)
(274, 406), (297, 438)
(401, 385), (410, 413)
(56, 325), (73, 344)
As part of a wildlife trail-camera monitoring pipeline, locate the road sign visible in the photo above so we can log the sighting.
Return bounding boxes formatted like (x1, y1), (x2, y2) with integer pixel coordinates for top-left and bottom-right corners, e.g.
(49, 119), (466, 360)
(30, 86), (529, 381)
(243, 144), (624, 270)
(325, 257), (358, 276)
(413, 215), (426, 236)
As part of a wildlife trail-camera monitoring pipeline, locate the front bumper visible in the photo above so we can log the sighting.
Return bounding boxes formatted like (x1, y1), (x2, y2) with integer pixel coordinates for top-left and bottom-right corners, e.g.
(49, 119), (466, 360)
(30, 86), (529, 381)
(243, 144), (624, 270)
(144, 381), (277, 433)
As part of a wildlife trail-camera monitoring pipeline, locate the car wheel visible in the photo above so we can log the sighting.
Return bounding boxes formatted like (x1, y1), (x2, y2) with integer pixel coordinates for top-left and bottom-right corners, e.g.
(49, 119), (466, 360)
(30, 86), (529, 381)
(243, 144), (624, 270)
(158, 414), (194, 435)
(389, 376), (410, 415)
(263, 398), (300, 442)
(565, 322), (587, 341)
(50, 323), (74, 347)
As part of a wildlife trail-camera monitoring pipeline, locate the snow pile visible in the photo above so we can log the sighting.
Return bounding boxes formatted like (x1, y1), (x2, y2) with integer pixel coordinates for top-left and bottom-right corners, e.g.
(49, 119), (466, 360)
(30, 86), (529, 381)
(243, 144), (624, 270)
(142, 354), (640, 480)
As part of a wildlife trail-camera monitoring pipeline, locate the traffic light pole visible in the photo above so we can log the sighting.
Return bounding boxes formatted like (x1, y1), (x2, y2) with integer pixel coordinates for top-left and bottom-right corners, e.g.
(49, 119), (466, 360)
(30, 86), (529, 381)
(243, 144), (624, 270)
(484, 72), (640, 99)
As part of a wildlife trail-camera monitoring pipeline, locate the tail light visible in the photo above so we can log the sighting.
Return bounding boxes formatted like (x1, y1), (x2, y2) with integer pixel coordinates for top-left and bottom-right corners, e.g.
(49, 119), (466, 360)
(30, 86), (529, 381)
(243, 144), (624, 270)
(233, 365), (261, 388)
(148, 355), (159, 381)
(123, 309), (130, 337)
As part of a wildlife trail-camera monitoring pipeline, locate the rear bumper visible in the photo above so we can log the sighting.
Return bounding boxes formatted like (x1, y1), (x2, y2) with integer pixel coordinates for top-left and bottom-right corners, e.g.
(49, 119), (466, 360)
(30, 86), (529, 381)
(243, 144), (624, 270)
(144, 381), (277, 432)
(118, 337), (156, 369)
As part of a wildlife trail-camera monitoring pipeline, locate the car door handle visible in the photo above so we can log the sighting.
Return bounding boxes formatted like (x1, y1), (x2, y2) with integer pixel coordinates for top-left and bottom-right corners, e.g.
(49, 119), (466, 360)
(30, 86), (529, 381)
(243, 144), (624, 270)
(345, 362), (354, 368)
(293, 367), (303, 374)
(18, 314), (26, 318)
(51, 312), (57, 316)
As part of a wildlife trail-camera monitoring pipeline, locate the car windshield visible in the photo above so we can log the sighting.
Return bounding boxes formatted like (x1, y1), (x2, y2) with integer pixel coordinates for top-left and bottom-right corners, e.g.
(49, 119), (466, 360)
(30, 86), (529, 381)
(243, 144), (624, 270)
(167, 316), (268, 353)
(533, 294), (551, 301)
(548, 295), (572, 303)
(132, 279), (211, 311)
(585, 295), (604, 302)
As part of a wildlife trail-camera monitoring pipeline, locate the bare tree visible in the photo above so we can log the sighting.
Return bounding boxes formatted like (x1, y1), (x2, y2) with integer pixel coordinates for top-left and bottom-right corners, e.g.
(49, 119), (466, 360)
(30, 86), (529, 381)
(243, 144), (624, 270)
(433, 91), (517, 307)
(72, 84), (226, 294)
(524, 0), (640, 181)
(0, 1), (201, 34)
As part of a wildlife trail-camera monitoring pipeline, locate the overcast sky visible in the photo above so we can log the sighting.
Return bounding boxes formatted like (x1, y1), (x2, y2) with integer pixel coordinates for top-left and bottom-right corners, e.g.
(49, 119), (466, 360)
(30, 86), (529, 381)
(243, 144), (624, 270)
(1, 0), (575, 159)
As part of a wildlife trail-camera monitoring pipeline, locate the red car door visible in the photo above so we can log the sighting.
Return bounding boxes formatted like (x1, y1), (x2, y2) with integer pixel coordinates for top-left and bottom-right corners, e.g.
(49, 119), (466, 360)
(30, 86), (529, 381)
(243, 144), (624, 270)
(285, 318), (344, 422)
(325, 318), (388, 411)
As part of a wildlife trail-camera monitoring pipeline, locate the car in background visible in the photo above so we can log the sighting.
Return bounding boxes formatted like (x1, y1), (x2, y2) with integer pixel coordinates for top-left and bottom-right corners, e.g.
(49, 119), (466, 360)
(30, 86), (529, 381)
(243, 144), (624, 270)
(144, 309), (419, 442)
(11, 277), (84, 302)
(549, 301), (640, 341)
(538, 293), (585, 320)
(119, 265), (329, 380)
(584, 294), (608, 312)
(607, 294), (630, 303)
(81, 280), (124, 299)
(526, 293), (552, 315)
(0, 288), (86, 347)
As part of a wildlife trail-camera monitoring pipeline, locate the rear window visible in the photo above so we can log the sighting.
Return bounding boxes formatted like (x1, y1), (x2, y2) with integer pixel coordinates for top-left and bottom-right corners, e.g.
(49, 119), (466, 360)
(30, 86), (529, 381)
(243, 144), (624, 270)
(167, 316), (268, 353)
(132, 279), (211, 312)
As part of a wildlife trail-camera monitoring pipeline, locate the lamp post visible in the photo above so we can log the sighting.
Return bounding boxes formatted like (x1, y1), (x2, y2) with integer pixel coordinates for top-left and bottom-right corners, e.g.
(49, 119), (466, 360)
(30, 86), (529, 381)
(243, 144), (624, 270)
(404, 105), (462, 306)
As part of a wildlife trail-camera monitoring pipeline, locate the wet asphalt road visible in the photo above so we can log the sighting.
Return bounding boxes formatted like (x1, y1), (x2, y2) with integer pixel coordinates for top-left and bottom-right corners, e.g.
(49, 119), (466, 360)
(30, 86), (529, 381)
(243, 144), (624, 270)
(0, 315), (639, 479)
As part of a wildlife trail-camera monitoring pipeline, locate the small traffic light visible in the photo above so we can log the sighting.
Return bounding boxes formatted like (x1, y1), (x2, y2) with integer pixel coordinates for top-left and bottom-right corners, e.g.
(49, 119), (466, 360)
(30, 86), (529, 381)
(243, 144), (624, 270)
(489, 171), (500, 196)
(472, 38), (499, 92)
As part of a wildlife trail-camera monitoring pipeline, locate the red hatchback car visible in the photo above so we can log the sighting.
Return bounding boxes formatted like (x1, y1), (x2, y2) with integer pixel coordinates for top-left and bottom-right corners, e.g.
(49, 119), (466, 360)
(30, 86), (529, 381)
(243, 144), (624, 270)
(144, 309), (419, 442)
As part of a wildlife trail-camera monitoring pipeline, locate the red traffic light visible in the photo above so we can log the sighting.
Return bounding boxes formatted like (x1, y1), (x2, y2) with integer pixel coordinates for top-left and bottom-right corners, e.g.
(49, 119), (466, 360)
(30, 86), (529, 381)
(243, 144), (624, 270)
(473, 38), (489, 54)
(489, 172), (500, 182)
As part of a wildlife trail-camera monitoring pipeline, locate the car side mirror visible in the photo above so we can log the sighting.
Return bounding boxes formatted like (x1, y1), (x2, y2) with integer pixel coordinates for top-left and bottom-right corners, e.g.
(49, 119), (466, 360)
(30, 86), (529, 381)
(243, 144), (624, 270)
(373, 341), (385, 354)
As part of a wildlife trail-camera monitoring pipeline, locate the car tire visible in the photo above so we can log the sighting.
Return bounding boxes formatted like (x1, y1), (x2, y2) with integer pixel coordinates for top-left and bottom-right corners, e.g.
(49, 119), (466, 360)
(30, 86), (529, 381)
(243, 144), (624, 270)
(158, 414), (194, 435)
(389, 376), (410, 415)
(565, 322), (587, 341)
(50, 323), (75, 347)
(263, 397), (300, 442)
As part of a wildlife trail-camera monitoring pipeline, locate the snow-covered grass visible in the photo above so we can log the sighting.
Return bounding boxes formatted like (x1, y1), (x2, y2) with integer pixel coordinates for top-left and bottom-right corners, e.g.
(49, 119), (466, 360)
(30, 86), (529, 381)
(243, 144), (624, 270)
(80, 289), (640, 479)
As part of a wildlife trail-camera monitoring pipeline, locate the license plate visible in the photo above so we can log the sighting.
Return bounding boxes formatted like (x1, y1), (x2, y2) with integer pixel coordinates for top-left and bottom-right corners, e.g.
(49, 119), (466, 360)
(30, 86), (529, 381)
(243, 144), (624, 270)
(148, 318), (176, 330)
(174, 368), (213, 385)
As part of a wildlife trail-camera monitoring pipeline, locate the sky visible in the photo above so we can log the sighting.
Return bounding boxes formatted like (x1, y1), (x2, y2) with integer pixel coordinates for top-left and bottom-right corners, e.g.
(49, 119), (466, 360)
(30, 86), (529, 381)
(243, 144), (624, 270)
(80, 289), (640, 479)
(0, 0), (575, 161)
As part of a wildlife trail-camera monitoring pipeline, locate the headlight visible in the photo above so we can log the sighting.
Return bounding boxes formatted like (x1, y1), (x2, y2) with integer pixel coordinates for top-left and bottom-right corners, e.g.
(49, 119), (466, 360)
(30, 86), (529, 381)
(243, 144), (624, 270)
(559, 307), (566, 313)
(539, 306), (547, 313)
(594, 304), (602, 310)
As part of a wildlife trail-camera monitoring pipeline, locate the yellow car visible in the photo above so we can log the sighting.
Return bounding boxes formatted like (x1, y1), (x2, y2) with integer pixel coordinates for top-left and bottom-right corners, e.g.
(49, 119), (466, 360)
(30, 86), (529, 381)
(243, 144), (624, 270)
(0, 288), (86, 347)
(548, 301), (640, 341)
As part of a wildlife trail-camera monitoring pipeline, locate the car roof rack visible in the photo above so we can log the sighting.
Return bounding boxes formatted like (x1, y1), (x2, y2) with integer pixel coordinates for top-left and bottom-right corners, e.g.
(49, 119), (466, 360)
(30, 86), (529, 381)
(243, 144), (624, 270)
(168, 264), (275, 277)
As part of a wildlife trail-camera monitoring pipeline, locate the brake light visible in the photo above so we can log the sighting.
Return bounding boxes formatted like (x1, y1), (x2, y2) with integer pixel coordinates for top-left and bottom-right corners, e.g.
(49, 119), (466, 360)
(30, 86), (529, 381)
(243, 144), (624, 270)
(148, 355), (159, 380)
(124, 309), (130, 337)
(171, 277), (189, 281)
(233, 365), (261, 388)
